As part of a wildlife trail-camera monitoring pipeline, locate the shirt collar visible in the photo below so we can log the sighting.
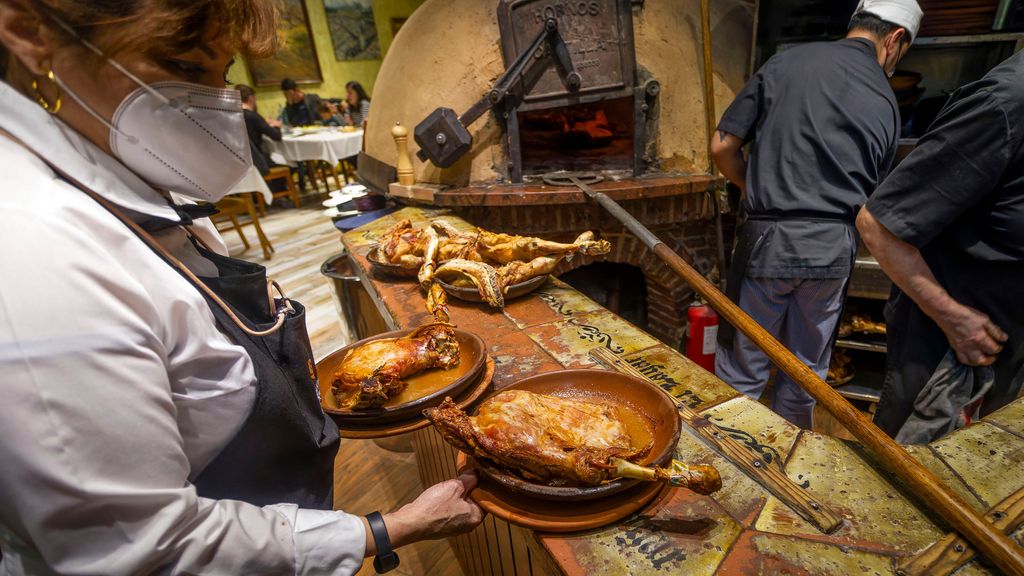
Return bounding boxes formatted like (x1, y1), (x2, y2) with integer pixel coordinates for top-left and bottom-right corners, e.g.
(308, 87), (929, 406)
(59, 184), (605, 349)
(0, 80), (182, 222)
(845, 37), (880, 58)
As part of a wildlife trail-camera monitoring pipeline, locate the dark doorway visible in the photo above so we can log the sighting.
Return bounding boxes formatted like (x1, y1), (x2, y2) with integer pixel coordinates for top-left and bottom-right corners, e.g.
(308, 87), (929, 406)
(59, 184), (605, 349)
(560, 262), (647, 330)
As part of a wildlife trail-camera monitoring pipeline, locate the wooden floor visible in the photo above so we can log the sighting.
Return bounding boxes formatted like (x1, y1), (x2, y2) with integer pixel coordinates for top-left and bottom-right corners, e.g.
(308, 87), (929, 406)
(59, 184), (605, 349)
(221, 200), (464, 576)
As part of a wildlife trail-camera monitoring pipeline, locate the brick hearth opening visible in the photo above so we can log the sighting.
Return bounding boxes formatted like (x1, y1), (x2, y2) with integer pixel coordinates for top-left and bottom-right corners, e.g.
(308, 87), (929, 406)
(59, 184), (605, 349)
(444, 175), (721, 346)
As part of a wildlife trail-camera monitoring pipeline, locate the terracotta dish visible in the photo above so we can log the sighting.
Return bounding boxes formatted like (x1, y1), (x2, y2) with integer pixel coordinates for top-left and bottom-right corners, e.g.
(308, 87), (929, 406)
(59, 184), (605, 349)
(367, 247), (420, 279)
(339, 356), (494, 440)
(457, 453), (666, 532)
(437, 274), (548, 304)
(317, 328), (485, 425)
(468, 369), (682, 502)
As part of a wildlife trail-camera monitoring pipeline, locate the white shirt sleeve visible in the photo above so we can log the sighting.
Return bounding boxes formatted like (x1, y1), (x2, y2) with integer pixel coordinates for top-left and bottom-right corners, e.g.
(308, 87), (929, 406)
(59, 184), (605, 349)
(0, 202), (365, 574)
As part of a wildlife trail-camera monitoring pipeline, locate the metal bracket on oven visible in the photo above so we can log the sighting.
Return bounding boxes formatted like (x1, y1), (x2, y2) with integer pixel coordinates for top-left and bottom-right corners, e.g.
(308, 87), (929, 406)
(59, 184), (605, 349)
(414, 17), (579, 168)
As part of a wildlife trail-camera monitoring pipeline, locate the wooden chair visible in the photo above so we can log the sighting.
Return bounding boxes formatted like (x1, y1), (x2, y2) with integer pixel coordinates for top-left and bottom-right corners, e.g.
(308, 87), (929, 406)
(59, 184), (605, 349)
(212, 195), (274, 260)
(255, 166), (301, 216)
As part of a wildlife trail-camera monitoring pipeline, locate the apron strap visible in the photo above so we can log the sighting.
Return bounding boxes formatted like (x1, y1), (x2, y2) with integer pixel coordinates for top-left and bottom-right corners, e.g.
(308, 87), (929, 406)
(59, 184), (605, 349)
(1, 129), (293, 337)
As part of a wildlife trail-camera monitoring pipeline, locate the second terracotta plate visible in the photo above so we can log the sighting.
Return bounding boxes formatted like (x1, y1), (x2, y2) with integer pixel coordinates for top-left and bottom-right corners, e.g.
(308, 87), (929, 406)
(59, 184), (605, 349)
(339, 356), (494, 440)
(457, 453), (665, 533)
(317, 328), (486, 425)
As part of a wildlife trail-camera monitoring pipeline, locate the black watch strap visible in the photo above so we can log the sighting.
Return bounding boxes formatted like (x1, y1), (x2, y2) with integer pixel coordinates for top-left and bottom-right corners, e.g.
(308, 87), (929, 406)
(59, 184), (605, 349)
(366, 511), (400, 573)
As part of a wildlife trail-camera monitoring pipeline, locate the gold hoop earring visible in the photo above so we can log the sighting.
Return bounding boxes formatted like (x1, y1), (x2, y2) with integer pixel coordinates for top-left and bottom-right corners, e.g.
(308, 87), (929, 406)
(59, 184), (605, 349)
(31, 70), (62, 115)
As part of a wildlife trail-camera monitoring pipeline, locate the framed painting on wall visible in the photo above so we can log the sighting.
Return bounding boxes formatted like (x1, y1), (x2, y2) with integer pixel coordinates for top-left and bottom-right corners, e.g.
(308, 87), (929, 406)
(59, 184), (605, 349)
(324, 0), (382, 60)
(247, 0), (322, 86)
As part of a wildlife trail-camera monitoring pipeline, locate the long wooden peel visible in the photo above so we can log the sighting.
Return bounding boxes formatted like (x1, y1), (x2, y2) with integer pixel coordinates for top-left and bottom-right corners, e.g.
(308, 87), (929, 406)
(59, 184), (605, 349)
(544, 172), (1024, 576)
(899, 486), (1024, 576)
(591, 346), (844, 534)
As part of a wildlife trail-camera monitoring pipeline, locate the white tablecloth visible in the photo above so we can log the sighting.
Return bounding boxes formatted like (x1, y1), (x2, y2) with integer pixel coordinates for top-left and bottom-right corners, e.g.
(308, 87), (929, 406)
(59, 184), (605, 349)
(227, 166), (273, 204)
(266, 129), (363, 165)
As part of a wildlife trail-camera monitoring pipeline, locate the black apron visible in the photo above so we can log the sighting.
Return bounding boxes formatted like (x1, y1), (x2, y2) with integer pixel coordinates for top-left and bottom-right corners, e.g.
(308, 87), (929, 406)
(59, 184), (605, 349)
(187, 243), (340, 509)
(47, 161), (340, 510)
(717, 213), (856, 349)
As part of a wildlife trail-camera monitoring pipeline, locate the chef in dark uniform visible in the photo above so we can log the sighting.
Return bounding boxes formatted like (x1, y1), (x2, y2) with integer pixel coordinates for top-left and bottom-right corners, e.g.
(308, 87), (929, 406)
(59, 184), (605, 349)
(0, 1), (481, 574)
(711, 0), (922, 428)
(858, 50), (1024, 441)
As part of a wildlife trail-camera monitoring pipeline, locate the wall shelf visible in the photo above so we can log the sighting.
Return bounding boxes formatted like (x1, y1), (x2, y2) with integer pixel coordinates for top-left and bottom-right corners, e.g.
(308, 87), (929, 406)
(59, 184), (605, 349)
(914, 32), (1024, 46)
(836, 338), (887, 353)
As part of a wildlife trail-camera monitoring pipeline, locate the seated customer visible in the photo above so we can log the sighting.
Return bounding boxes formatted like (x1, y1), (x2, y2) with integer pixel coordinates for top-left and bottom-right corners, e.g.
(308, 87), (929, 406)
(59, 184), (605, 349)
(237, 84), (281, 176)
(317, 101), (345, 127)
(345, 81), (371, 127)
(279, 78), (321, 127)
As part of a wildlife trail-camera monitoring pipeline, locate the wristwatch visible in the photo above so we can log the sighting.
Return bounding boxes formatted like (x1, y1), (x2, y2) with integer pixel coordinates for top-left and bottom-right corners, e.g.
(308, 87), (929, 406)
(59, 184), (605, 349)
(366, 512), (400, 573)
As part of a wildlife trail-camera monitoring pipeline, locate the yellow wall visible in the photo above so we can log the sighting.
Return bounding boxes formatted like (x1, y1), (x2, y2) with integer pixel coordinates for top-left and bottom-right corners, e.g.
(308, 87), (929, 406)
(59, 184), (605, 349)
(227, 0), (425, 117)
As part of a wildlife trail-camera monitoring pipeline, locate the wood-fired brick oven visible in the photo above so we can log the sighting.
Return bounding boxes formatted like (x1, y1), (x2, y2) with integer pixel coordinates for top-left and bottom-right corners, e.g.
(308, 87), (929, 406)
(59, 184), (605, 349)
(360, 0), (755, 346)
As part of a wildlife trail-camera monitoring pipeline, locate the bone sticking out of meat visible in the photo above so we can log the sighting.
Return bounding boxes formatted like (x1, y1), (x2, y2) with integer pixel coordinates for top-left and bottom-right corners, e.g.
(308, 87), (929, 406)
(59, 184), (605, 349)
(426, 281), (451, 324)
(610, 457), (722, 495)
(424, 391), (722, 494)
(417, 226), (442, 288)
(332, 323), (459, 410)
(434, 259), (504, 307)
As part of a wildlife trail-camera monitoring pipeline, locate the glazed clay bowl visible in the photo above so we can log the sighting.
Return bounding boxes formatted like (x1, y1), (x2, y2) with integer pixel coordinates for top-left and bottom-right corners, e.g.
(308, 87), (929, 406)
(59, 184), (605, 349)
(470, 369), (682, 502)
(317, 328), (485, 426)
(437, 274), (548, 305)
(367, 247), (420, 279)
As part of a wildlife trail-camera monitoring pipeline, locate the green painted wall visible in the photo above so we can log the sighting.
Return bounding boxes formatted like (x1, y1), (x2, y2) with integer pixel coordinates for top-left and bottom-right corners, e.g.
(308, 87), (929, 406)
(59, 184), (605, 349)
(227, 0), (425, 117)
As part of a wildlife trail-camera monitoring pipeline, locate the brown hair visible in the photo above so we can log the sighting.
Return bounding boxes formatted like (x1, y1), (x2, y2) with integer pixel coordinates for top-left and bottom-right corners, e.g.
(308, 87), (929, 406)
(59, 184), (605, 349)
(236, 83), (256, 103)
(2, 0), (278, 78)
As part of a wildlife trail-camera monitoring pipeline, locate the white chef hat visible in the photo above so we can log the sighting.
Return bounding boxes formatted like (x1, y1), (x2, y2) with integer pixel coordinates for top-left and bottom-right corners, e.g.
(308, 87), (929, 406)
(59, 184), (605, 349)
(854, 0), (924, 41)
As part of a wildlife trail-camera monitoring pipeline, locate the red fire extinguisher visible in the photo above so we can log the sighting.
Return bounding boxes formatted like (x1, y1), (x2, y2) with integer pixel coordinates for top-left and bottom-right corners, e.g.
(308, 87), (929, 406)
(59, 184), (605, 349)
(685, 301), (719, 373)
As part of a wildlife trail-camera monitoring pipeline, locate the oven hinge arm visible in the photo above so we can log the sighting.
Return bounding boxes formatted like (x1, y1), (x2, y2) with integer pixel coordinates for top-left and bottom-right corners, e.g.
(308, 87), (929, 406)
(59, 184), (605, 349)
(415, 18), (580, 167)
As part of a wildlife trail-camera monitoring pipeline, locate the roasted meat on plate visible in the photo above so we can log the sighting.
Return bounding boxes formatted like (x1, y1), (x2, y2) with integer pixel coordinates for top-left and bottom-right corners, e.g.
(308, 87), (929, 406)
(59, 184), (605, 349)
(425, 390), (721, 495)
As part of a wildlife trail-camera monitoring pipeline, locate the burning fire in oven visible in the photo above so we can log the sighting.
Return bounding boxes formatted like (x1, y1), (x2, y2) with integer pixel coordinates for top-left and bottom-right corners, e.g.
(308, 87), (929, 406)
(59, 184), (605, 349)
(519, 96), (635, 174)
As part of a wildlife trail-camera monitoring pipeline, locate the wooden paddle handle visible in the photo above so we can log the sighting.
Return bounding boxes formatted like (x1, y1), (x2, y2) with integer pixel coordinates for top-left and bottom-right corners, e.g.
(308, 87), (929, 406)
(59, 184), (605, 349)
(648, 241), (1024, 576)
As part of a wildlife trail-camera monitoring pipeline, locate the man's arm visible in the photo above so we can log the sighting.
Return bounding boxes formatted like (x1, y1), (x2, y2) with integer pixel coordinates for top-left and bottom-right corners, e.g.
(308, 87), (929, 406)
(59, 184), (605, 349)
(857, 206), (1007, 366)
(253, 113), (282, 142)
(710, 130), (747, 194)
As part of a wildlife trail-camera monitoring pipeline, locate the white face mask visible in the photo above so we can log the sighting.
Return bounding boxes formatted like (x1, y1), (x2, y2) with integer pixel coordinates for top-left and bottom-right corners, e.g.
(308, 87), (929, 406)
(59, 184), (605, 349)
(50, 21), (252, 202)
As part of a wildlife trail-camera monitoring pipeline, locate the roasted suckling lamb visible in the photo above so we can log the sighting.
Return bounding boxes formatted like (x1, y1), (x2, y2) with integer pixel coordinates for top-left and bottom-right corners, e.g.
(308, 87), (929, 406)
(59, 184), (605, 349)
(424, 390), (722, 494)
(373, 219), (612, 307)
(332, 323), (459, 410)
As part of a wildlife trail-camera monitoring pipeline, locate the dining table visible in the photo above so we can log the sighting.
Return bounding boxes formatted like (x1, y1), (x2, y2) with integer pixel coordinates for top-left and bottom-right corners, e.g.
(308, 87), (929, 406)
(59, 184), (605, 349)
(226, 165), (274, 204)
(264, 128), (363, 194)
(265, 128), (363, 166)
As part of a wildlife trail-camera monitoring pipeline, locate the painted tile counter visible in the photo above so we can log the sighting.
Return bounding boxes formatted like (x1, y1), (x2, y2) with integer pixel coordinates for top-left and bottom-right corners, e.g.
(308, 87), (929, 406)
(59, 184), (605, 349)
(340, 206), (1024, 576)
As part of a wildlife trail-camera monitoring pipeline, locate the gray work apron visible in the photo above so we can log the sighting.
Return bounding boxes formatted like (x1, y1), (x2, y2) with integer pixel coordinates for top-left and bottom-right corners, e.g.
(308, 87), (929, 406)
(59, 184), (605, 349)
(717, 213), (856, 350)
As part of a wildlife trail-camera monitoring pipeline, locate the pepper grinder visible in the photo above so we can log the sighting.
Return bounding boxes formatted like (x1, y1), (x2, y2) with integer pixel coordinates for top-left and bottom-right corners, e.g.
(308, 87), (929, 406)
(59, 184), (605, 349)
(392, 122), (415, 186)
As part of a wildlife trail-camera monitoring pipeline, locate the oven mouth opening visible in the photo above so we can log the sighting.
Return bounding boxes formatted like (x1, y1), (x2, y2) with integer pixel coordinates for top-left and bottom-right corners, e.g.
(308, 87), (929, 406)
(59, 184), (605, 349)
(518, 96), (635, 176)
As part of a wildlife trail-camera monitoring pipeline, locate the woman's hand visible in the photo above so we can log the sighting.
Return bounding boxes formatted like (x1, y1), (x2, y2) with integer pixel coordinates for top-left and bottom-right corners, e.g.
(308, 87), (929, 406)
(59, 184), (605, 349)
(366, 471), (485, 554)
(937, 303), (1008, 367)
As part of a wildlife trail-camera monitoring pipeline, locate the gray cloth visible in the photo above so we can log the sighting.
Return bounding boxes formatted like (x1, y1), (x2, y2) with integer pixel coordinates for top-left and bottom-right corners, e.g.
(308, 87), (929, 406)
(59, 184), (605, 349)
(718, 37), (899, 278)
(715, 276), (848, 429)
(895, 350), (996, 445)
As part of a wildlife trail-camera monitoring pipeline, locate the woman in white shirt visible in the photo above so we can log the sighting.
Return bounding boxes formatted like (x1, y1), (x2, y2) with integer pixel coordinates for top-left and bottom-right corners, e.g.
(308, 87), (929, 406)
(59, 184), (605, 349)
(0, 1), (482, 574)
